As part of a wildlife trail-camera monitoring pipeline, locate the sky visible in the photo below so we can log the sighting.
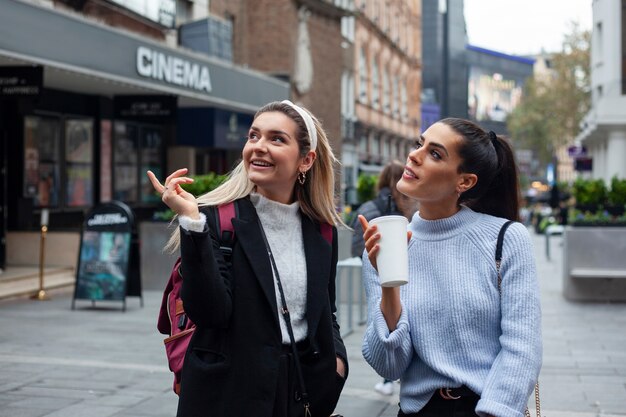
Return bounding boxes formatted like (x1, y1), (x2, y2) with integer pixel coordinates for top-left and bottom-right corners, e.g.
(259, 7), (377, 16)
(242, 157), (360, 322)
(464, 0), (593, 56)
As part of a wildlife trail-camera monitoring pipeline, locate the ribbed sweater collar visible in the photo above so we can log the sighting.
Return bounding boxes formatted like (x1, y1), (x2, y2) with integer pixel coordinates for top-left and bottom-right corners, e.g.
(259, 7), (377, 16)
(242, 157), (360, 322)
(409, 205), (480, 241)
(250, 192), (300, 229)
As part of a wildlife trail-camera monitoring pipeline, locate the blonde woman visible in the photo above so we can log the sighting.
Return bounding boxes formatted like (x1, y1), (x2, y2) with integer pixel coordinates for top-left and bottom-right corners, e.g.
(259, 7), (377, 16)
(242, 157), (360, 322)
(148, 101), (348, 417)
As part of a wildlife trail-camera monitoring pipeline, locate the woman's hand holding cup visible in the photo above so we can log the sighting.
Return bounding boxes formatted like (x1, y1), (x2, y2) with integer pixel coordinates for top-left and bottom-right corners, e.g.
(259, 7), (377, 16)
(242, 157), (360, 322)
(358, 214), (412, 287)
(359, 214), (411, 330)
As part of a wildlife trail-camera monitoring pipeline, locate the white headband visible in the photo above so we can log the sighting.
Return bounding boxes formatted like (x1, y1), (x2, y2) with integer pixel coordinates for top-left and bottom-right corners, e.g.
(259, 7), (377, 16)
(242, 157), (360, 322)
(281, 100), (317, 152)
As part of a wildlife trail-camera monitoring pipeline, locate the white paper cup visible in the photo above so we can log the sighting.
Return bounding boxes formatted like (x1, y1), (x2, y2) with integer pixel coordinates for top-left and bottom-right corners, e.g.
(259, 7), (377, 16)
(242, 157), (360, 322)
(370, 215), (409, 287)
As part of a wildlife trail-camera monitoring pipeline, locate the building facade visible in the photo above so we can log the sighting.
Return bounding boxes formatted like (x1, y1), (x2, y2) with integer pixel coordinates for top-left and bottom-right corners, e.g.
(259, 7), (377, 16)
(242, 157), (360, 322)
(466, 45), (534, 135)
(208, 0), (350, 194)
(421, 0), (467, 123)
(0, 0), (289, 268)
(576, 0), (626, 183)
(341, 0), (421, 205)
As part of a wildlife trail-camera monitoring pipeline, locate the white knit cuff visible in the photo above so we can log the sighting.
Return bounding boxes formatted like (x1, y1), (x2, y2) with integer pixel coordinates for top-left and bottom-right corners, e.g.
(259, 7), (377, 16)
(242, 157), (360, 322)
(178, 212), (207, 233)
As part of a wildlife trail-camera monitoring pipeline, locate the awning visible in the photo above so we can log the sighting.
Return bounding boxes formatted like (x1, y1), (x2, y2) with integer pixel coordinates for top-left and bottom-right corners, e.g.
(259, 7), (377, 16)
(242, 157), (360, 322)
(0, 0), (288, 112)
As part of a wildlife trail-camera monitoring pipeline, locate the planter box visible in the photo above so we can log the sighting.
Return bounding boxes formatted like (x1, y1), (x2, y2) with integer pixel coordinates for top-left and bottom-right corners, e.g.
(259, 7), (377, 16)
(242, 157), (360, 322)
(563, 226), (626, 301)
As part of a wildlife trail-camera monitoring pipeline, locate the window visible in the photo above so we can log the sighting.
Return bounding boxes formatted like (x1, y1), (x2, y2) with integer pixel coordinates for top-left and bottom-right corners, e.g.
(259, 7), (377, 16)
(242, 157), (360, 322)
(65, 119), (94, 207)
(341, 71), (355, 118)
(113, 122), (164, 204)
(595, 21), (603, 65)
(382, 137), (390, 159)
(140, 127), (164, 203)
(392, 76), (400, 117)
(23, 116), (94, 208)
(341, 16), (355, 42)
(113, 123), (139, 203)
(23, 116), (61, 207)
(372, 57), (380, 109)
(401, 81), (408, 121)
(359, 133), (368, 155)
(382, 69), (390, 113)
(372, 135), (381, 158)
(359, 48), (368, 103)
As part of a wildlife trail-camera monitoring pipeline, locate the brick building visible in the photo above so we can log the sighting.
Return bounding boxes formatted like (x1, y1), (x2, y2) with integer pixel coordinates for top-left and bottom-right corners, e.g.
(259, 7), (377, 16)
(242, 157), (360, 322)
(209, 0), (350, 171)
(343, 0), (422, 205)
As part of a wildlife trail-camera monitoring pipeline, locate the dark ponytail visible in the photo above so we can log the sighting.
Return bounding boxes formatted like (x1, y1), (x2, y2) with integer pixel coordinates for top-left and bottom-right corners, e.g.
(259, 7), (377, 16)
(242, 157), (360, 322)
(439, 118), (521, 221)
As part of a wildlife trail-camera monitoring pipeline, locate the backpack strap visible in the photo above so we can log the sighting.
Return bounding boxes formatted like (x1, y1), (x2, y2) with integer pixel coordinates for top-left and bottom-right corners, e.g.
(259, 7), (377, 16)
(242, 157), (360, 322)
(496, 220), (514, 292)
(213, 201), (237, 263)
(320, 222), (333, 245)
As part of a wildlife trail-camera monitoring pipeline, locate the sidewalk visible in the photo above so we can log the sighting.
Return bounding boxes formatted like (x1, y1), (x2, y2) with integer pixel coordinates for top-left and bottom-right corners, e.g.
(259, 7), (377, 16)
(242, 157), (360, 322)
(0, 229), (624, 416)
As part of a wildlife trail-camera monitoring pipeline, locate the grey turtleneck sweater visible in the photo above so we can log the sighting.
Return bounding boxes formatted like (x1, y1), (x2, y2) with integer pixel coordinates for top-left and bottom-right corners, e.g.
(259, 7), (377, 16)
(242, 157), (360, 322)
(179, 193), (308, 344)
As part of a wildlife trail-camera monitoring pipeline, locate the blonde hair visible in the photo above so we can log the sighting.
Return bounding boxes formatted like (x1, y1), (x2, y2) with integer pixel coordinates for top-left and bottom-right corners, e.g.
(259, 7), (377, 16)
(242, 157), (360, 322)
(165, 101), (345, 252)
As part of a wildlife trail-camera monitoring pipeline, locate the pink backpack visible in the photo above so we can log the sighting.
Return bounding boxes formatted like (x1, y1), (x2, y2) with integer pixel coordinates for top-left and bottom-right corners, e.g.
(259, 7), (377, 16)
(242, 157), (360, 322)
(157, 202), (333, 395)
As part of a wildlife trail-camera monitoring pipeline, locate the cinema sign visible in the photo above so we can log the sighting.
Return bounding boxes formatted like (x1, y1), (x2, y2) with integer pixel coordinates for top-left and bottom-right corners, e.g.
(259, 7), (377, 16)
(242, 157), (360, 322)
(136, 46), (212, 93)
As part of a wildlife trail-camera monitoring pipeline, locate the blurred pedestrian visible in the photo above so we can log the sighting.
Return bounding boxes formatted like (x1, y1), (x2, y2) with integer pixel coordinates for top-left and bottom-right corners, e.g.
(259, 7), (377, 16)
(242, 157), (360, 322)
(359, 118), (541, 417)
(148, 100), (348, 417)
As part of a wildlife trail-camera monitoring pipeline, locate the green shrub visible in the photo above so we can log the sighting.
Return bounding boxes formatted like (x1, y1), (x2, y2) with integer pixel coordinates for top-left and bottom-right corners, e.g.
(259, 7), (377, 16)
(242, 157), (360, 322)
(538, 216), (557, 234)
(572, 177), (607, 207)
(356, 173), (378, 203)
(607, 176), (626, 207)
(181, 173), (228, 197)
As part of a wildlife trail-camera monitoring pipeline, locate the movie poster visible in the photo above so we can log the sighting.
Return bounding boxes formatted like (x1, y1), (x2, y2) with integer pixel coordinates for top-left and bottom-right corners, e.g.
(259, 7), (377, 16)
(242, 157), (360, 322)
(75, 231), (131, 301)
(23, 116), (61, 206)
(65, 119), (93, 207)
(66, 165), (93, 207)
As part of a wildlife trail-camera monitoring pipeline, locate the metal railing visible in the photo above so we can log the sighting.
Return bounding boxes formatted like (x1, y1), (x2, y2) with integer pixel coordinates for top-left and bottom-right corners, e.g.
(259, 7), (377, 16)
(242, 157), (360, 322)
(335, 257), (367, 338)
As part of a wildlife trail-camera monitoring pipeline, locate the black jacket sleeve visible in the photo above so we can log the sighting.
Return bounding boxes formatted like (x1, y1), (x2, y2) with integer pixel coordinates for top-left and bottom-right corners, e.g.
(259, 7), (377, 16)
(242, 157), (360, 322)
(179, 212), (232, 328)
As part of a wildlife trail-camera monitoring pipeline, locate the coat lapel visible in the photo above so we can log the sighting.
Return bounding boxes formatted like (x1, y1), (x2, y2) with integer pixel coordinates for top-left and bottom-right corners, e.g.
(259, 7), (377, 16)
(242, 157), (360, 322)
(301, 215), (332, 339)
(232, 198), (332, 337)
(231, 199), (280, 327)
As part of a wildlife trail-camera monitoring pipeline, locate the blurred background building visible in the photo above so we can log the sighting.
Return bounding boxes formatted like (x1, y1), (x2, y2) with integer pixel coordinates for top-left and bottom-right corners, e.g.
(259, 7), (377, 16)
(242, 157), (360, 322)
(576, 0), (626, 183)
(343, 0), (421, 205)
(420, 0), (466, 131)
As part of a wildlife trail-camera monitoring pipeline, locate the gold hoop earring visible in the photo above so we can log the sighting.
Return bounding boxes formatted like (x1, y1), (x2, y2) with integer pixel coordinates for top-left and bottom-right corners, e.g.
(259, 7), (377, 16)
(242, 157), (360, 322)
(298, 170), (307, 185)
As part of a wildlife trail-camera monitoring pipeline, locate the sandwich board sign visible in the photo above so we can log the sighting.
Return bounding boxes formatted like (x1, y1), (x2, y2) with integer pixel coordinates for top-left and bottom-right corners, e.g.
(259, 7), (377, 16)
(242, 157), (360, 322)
(72, 201), (141, 311)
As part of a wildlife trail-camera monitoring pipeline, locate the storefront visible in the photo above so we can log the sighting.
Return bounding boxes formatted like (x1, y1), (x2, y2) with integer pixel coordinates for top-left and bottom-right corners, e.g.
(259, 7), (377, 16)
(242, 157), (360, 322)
(0, 0), (288, 269)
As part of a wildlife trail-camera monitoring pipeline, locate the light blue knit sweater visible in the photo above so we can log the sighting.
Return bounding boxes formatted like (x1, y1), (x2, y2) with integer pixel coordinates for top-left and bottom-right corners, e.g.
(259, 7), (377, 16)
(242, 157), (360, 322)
(361, 206), (542, 417)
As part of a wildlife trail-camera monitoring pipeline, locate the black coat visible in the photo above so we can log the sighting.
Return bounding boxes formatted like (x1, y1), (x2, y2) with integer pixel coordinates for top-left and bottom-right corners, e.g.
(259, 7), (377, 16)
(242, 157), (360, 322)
(177, 197), (348, 417)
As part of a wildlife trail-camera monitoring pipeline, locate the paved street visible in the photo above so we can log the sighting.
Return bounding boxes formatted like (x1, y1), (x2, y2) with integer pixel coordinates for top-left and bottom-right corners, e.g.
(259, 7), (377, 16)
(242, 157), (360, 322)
(0, 229), (625, 416)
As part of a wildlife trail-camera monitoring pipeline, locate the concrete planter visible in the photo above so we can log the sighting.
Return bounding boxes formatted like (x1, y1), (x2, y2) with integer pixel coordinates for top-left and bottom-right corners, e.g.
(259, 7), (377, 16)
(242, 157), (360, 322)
(563, 226), (626, 301)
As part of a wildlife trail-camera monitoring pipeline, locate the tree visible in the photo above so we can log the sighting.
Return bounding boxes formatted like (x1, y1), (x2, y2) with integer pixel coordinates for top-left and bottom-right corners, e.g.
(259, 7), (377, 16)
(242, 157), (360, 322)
(507, 23), (591, 168)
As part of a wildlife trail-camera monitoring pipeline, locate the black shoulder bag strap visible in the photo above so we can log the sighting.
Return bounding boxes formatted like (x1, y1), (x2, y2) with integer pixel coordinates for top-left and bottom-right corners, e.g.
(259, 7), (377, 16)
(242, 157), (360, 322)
(495, 220), (541, 417)
(257, 217), (311, 417)
(495, 220), (514, 291)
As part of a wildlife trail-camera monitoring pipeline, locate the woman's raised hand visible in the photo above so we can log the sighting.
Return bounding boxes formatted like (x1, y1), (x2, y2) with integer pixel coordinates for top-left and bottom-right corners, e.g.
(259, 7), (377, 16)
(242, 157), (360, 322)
(146, 169), (199, 219)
